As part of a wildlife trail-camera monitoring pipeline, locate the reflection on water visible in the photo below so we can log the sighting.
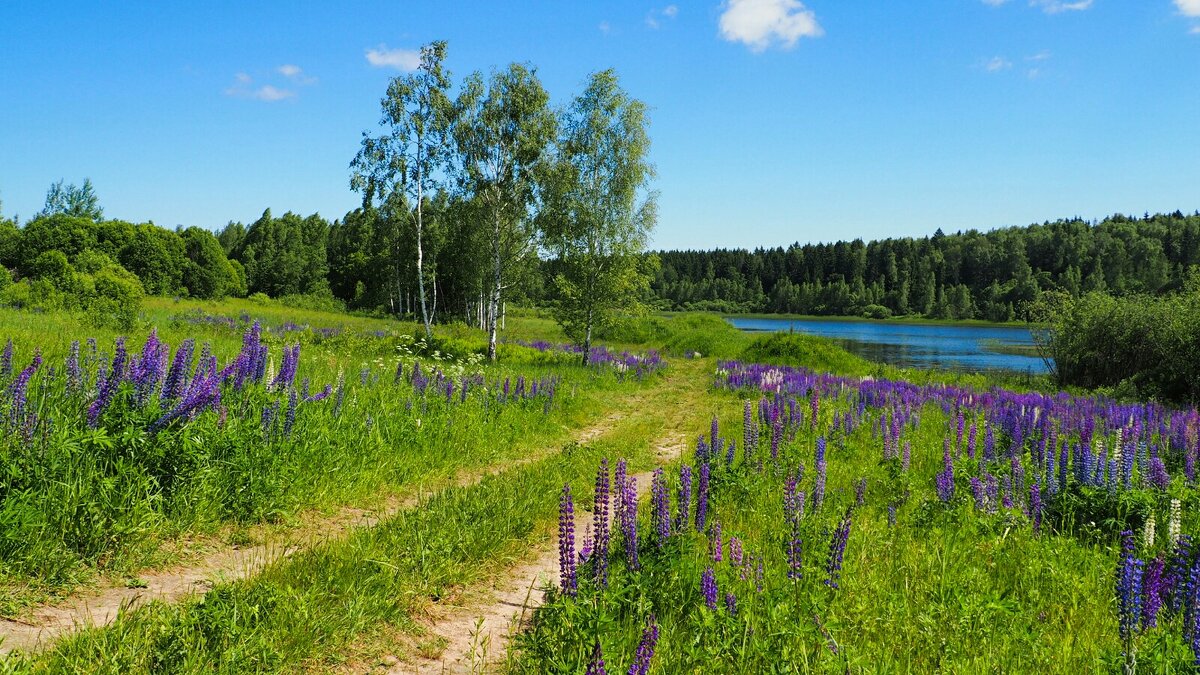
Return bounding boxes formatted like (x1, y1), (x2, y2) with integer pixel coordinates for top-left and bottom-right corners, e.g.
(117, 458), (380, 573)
(726, 317), (1048, 374)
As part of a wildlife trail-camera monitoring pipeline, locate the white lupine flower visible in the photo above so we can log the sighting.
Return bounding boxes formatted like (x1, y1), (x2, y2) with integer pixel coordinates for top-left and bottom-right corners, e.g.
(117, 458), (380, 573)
(1169, 498), (1182, 544)
(1144, 514), (1156, 549)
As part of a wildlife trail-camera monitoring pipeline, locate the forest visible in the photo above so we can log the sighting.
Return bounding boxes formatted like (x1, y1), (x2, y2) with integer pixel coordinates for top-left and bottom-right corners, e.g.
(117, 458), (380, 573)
(653, 211), (1200, 321)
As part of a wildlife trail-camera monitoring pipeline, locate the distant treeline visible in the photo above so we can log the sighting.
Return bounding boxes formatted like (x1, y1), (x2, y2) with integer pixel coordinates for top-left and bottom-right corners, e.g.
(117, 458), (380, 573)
(651, 211), (1200, 321)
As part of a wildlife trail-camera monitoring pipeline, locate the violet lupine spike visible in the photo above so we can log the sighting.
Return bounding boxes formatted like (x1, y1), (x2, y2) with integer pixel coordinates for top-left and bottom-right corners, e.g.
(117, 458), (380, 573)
(87, 338), (127, 428)
(855, 477), (867, 507)
(1117, 530), (1144, 660)
(585, 641), (608, 675)
(676, 465), (692, 533)
(559, 484), (577, 597)
(1143, 555), (1165, 629)
(9, 350), (42, 425)
(785, 474), (804, 580)
(614, 459), (628, 532)
(0, 339), (11, 377)
(701, 566), (718, 610)
(813, 437), (827, 511)
(725, 591), (738, 616)
(65, 341), (82, 393)
(1029, 480), (1043, 534)
(594, 459), (611, 588)
(729, 535), (744, 568)
(626, 616), (659, 675)
(651, 468), (670, 548)
(824, 507), (853, 590)
(695, 461), (710, 532)
(621, 474), (639, 571)
(283, 386), (298, 437)
(161, 338), (195, 403)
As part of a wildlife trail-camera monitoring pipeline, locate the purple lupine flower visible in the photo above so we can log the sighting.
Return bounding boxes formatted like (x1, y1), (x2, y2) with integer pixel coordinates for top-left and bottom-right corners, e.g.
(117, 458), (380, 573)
(936, 439), (955, 503)
(283, 386), (297, 437)
(770, 410), (783, 462)
(729, 535), (744, 568)
(887, 503), (897, 527)
(0, 338), (12, 377)
(1167, 535), (1193, 614)
(161, 338), (194, 403)
(970, 476), (985, 511)
(784, 472), (804, 580)
(1030, 480), (1043, 534)
(65, 341), (82, 393)
(1149, 457), (1170, 490)
(676, 465), (692, 533)
(984, 473), (999, 513)
(855, 477), (867, 507)
(701, 566), (718, 610)
(813, 437), (827, 511)
(724, 592), (738, 616)
(967, 423), (977, 460)
(331, 370), (346, 417)
(1117, 530), (1145, 661)
(1144, 555), (1165, 629)
(695, 461), (710, 531)
(902, 439), (911, 472)
(627, 616), (659, 675)
(614, 460), (628, 531)
(87, 338), (126, 428)
(651, 468), (670, 548)
(621, 474), (639, 571)
(743, 400), (755, 465)
(594, 459), (611, 588)
(809, 391), (819, 429)
(559, 484), (577, 597)
(1002, 475), (1014, 509)
(586, 641), (608, 675)
(824, 507), (853, 590)
(8, 350), (42, 425)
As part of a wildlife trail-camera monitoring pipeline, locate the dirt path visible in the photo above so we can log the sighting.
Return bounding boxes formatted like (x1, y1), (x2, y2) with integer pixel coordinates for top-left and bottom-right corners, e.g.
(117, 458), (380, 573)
(0, 375), (678, 656)
(375, 386), (700, 674)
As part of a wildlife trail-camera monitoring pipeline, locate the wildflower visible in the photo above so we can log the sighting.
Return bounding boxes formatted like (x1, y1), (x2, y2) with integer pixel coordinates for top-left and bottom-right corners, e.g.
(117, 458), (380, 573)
(676, 465), (692, 533)
(651, 468), (670, 548)
(855, 477), (867, 507)
(784, 473), (804, 580)
(701, 566), (718, 609)
(594, 459), (611, 588)
(813, 437), (827, 510)
(729, 535), (744, 568)
(696, 462), (710, 531)
(1029, 481), (1043, 534)
(621, 474), (639, 571)
(627, 616), (659, 675)
(87, 338), (126, 428)
(1170, 499), (1183, 544)
(824, 507), (853, 590)
(724, 592), (738, 616)
(1117, 531), (1144, 667)
(559, 485), (577, 597)
(586, 640), (608, 675)
(1144, 514), (1157, 550)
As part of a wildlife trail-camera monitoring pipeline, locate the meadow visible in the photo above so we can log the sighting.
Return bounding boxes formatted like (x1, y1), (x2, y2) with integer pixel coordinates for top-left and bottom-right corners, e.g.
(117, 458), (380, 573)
(0, 302), (1192, 674)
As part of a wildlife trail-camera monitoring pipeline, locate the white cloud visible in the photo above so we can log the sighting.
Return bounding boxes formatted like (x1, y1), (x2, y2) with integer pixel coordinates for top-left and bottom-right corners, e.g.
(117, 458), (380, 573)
(1026, 50), (1052, 61)
(1192, 24), (1200, 33)
(1029, 0), (1093, 14)
(1027, 67), (1041, 78)
(599, 20), (612, 34)
(985, 56), (1012, 72)
(365, 45), (421, 71)
(277, 64), (317, 85)
(718, 0), (823, 52)
(249, 85), (295, 102)
(235, 72), (252, 84)
(646, 5), (680, 29)
(1176, 0), (1200, 17)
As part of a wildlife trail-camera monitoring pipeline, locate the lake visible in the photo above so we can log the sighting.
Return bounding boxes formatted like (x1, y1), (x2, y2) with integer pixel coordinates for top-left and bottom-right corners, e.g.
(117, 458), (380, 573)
(726, 317), (1049, 374)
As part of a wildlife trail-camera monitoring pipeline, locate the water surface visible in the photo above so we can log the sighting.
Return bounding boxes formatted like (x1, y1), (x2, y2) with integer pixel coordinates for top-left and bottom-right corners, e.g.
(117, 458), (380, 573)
(726, 317), (1048, 374)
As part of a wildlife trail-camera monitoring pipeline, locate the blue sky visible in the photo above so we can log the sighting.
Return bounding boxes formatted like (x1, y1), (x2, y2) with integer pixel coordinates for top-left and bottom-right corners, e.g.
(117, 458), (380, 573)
(1, 1), (1198, 250)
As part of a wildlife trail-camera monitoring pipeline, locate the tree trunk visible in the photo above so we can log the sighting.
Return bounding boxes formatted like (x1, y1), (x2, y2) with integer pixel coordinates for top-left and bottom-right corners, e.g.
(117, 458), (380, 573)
(487, 210), (502, 362)
(414, 161), (433, 338)
(582, 306), (593, 366)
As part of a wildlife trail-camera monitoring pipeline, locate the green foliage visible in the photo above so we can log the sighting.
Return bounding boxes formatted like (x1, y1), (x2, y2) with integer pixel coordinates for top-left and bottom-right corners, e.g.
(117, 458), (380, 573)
(658, 313), (748, 358)
(740, 331), (873, 376)
(652, 211), (1200, 321)
(179, 227), (239, 299)
(39, 178), (103, 221)
(539, 70), (657, 360)
(229, 209), (330, 298)
(276, 290), (345, 313)
(1041, 289), (1200, 403)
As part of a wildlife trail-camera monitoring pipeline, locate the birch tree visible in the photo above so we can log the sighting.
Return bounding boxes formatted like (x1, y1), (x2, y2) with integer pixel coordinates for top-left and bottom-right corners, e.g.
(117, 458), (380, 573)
(350, 41), (454, 337)
(540, 70), (657, 364)
(453, 63), (556, 361)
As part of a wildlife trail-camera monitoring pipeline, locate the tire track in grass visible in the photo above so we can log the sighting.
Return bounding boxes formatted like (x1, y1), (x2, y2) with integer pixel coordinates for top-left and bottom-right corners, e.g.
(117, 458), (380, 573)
(0, 371), (680, 656)
(361, 363), (709, 675)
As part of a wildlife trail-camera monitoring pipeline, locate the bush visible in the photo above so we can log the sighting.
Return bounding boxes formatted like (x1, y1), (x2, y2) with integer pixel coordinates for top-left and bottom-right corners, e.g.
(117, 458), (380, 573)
(659, 313), (749, 358)
(739, 332), (872, 376)
(277, 292), (345, 313)
(90, 265), (144, 329)
(861, 304), (893, 320)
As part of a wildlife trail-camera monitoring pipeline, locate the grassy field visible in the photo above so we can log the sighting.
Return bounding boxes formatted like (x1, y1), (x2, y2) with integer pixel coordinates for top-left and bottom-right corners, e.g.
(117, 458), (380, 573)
(0, 299), (1191, 673)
